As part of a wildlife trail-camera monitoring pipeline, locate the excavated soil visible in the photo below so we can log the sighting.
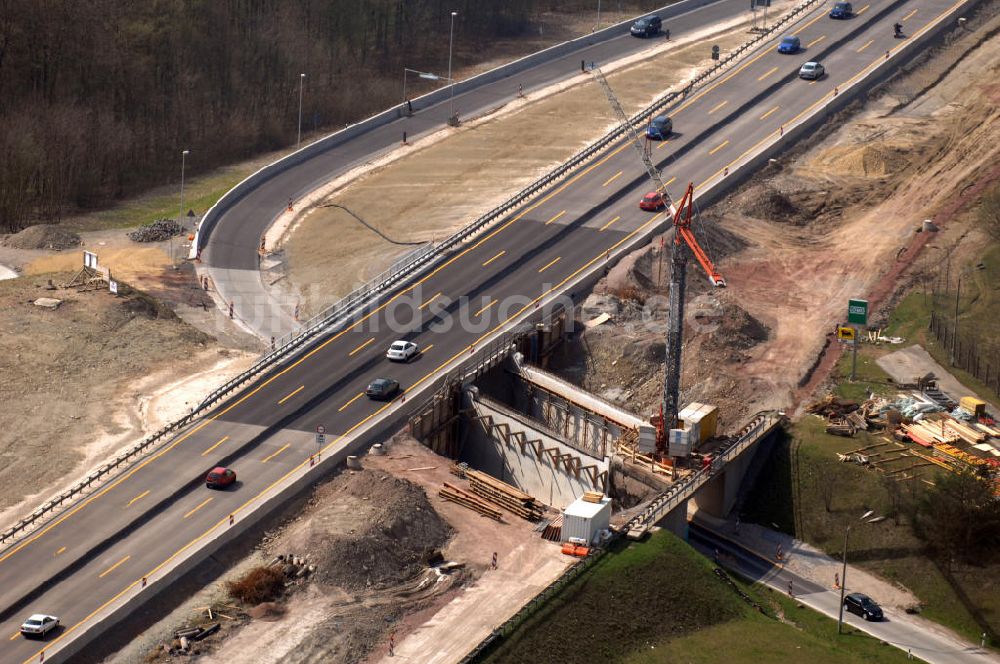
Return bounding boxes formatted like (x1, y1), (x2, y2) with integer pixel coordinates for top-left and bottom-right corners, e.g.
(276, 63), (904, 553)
(2, 224), (81, 250)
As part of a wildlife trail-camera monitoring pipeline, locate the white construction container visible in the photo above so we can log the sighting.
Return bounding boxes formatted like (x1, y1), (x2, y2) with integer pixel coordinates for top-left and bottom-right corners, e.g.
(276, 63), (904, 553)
(637, 424), (657, 454)
(678, 402), (718, 444)
(562, 496), (612, 545)
(668, 427), (692, 457)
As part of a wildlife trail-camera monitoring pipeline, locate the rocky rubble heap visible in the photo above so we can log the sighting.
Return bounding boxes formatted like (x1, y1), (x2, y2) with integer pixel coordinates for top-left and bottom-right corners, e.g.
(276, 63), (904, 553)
(127, 218), (184, 242)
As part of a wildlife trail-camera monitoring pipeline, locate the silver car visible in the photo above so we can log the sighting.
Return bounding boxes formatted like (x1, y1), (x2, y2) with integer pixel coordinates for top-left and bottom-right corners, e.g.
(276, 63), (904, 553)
(799, 61), (825, 80)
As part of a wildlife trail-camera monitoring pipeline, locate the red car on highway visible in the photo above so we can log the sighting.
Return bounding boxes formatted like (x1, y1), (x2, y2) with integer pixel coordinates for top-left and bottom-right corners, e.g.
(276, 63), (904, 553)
(639, 191), (667, 211)
(206, 466), (237, 489)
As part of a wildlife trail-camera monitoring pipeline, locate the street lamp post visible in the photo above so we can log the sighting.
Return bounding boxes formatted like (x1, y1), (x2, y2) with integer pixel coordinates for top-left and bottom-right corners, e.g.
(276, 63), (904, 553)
(402, 68), (449, 113)
(596, 0), (602, 30)
(838, 510), (880, 635)
(297, 73), (306, 148)
(448, 11), (458, 122)
(172, 149), (190, 269)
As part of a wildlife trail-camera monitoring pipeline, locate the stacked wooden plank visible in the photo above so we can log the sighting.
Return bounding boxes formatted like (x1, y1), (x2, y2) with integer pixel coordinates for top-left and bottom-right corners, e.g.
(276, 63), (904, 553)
(582, 491), (605, 504)
(439, 482), (504, 521)
(541, 515), (563, 541)
(466, 469), (544, 521)
(943, 419), (987, 445)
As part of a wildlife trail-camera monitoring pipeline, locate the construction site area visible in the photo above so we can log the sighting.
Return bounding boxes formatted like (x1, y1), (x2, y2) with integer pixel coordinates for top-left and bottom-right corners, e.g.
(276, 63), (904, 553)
(1, 0), (1000, 663)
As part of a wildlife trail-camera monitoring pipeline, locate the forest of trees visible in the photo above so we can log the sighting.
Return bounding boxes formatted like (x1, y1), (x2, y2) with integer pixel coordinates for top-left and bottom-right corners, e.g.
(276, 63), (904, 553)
(0, 0), (659, 231)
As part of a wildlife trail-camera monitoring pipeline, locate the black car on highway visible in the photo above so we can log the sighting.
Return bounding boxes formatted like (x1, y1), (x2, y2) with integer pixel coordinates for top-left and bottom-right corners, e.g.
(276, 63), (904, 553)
(844, 593), (883, 621)
(630, 15), (662, 37)
(366, 378), (400, 401)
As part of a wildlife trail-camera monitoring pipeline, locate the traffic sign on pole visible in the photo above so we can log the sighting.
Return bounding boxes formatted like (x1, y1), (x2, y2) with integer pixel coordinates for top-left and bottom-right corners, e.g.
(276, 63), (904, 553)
(847, 299), (868, 325)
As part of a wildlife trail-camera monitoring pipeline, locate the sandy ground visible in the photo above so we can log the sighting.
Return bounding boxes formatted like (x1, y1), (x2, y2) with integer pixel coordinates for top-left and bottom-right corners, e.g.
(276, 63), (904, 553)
(278, 3), (797, 317)
(0, 271), (256, 530)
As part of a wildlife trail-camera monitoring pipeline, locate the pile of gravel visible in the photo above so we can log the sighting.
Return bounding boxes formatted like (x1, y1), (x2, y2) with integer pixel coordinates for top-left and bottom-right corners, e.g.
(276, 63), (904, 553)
(127, 219), (184, 243)
(2, 224), (81, 250)
(734, 185), (800, 222)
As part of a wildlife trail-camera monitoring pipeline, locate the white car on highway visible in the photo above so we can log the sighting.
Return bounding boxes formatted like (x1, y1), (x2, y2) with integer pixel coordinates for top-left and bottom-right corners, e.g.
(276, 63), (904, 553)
(386, 340), (419, 362)
(20, 614), (59, 639)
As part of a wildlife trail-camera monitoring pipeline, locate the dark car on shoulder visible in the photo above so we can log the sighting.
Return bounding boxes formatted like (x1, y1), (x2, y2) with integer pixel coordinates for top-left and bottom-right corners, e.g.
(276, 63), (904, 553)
(844, 593), (883, 621)
(630, 15), (662, 37)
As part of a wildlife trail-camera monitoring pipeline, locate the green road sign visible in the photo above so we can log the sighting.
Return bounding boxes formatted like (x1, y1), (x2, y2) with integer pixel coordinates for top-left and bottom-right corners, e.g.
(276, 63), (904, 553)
(848, 299), (868, 325)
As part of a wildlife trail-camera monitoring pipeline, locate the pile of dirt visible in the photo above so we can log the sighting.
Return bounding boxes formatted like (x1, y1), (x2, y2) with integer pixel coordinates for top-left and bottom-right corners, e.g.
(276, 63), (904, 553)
(702, 302), (770, 356)
(2, 224), (81, 250)
(127, 219), (184, 243)
(292, 470), (451, 591)
(820, 143), (910, 178)
(733, 185), (801, 222)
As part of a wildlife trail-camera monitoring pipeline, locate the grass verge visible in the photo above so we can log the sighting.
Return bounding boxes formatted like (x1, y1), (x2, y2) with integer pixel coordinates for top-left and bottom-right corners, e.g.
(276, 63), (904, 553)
(481, 531), (907, 664)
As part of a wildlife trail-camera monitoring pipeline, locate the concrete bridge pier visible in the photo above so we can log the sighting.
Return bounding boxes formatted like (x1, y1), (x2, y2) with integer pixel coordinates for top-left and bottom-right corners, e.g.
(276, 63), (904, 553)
(655, 498), (689, 539)
(692, 435), (762, 519)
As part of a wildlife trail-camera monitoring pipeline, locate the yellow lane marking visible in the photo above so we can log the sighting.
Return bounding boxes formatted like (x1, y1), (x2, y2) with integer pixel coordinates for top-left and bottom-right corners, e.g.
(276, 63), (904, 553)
(29, 0), (969, 654)
(708, 100), (728, 114)
(348, 337), (375, 356)
(757, 66), (778, 81)
(599, 216), (621, 232)
(338, 392), (364, 412)
(9, 632), (19, 641)
(201, 435), (230, 457)
(698, 0), (963, 191)
(602, 171), (623, 186)
(656, 137), (672, 150)
(1, 112), (636, 577)
(902, 8), (918, 20)
(809, 80), (818, 86)
(277, 385), (305, 404)
(126, 490), (150, 507)
(709, 140), (730, 155)
(98, 555), (131, 579)
(544, 210), (566, 225)
(538, 257), (561, 273)
(422, 344), (434, 353)
(793, 10), (828, 36)
(857, 39), (874, 53)
(856, 3), (870, 14)
(474, 300), (498, 317)
(661, 176), (677, 189)
(807, 35), (825, 48)
(261, 444), (290, 463)
(759, 105), (781, 120)
(55, 546), (66, 556)
(482, 250), (506, 267)
(418, 292), (441, 309)
(183, 498), (213, 520)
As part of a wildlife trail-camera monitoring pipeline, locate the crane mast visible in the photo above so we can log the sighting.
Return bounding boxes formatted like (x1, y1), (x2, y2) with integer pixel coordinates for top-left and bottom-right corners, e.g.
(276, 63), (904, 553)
(591, 68), (726, 452)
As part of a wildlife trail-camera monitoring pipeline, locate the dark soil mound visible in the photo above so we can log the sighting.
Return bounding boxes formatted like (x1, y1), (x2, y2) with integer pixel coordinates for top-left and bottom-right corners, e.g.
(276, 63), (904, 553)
(309, 471), (451, 591)
(735, 185), (801, 223)
(706, 303), (769, 352)
(3, 224), (81, 250)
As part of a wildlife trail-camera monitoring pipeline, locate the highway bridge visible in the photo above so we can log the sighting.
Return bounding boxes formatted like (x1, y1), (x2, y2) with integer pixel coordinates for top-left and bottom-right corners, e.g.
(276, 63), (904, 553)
(0, 0), (973, 660)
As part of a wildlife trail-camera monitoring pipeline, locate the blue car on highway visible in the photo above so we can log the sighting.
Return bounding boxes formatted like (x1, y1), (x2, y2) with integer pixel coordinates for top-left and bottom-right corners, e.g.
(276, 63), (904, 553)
(829, 2), (853, 18)
(646, 115), (673, 140)
(777, 36), (801, 53)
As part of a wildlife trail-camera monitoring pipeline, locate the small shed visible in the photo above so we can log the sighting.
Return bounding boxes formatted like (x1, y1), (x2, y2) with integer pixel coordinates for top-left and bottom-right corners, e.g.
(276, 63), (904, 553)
(561, 495), (612, 545)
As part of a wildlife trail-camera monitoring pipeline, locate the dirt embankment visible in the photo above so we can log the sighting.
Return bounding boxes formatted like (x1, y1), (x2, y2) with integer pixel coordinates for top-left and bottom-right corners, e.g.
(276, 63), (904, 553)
(0, 273), (254, 527)
(555, 9), (1000, 429)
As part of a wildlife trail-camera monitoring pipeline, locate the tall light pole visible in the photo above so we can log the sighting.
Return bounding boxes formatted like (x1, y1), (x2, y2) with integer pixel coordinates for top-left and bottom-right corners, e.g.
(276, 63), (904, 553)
(448, 11), (458, 122)
(297, 73), (306, 148)
(596, 0), (602, 30)
(172, 149), (190, 269)
(838, 510), (880, 634)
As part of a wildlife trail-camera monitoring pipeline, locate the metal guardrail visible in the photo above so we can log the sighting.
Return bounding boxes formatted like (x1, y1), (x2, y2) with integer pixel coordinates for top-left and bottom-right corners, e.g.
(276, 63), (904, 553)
(0, 0), (816, 554)
(461, 410), (783, 662)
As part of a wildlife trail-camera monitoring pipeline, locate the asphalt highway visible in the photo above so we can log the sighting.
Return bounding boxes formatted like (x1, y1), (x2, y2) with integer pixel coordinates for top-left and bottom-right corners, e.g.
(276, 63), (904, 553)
(0, 0), (971, 660)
